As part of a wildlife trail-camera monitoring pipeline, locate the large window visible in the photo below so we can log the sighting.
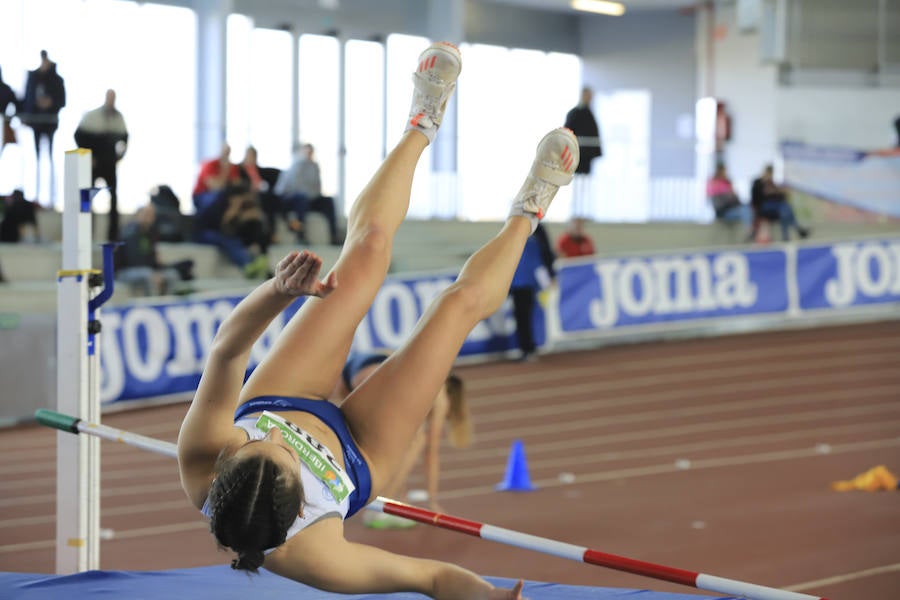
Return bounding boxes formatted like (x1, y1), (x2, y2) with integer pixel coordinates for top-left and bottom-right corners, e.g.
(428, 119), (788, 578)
(457, 45), (580, 221)
(225, 14), (253, 163)
(298, 35), (340, 200)
(386, 34), (434, 219)
(227, 19), (293, 170)
(594, 90), (651, 222)
(344, 40), (385, 214)
(0, 0), (196, 214)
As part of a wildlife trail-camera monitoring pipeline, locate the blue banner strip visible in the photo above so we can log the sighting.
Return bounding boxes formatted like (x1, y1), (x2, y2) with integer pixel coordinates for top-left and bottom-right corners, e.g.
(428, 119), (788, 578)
(99, 239), (900, 404)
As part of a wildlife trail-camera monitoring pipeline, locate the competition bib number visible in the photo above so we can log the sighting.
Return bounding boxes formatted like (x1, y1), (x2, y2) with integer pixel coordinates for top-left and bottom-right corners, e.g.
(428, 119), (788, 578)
(255, 411), (355, 503)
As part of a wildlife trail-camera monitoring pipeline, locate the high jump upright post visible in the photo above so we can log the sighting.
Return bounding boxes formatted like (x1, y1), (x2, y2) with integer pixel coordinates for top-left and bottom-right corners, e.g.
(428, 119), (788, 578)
(55, 149), (106, 573)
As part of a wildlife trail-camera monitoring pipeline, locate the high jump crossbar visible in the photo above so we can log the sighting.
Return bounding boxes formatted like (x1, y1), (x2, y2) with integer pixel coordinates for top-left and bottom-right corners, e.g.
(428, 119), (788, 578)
(35, 409), (828, 600)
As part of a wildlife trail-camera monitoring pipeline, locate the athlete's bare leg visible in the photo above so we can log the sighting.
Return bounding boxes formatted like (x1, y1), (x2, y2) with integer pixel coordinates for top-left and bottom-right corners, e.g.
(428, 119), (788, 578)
(343, 128), (579, 495)
(241, 44), (461, 402)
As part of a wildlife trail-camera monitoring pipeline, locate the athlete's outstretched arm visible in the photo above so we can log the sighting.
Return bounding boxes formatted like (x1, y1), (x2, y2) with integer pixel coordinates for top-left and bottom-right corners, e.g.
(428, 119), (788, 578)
(265, 529), (524, 600)
(177, 250), (336, 506)
(211, 250), (336, 362)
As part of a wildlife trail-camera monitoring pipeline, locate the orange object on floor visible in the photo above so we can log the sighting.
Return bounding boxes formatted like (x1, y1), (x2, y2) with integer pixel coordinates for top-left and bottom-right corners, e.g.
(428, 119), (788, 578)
(831, 465), (899, 492)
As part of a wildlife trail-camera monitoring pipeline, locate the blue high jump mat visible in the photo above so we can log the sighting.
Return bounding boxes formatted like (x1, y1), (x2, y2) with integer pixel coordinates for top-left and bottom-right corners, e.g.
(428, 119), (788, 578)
(0, 566), (735, 599)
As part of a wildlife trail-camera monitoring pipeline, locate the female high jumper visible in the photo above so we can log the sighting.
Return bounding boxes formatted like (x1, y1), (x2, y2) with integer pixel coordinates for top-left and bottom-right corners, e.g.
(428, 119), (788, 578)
(177, 41), (579, 599)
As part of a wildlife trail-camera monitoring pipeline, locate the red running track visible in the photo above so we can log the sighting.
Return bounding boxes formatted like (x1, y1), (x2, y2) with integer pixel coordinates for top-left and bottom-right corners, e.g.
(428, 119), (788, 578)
(1, 320), (898, 599)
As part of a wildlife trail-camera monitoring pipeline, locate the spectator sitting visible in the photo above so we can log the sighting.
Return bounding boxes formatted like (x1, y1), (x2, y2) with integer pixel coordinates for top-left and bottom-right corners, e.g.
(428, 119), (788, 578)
(239, 145), (280, 244)
(274, 142), (341, 245)
(192, 179), (269, 279)
(750, 164), (810, 242)
(192, 142), (242, 214)
(0, 189), (39, 243)
(555, 216), (595, 258)
(116, 203), (192, 296)
(149, 184), (188, 242)
(706, 162), (751, 239)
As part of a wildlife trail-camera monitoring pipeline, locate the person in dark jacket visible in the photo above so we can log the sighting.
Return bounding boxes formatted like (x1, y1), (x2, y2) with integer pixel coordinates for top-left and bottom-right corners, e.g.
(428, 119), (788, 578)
(0, 66), (21, 158)
(0, 189), (39, 243)
(750, 164), (810, 242)
(509, 222), (556, 361)
(564, 86), (602, 217)
(21, 51), (66, 204)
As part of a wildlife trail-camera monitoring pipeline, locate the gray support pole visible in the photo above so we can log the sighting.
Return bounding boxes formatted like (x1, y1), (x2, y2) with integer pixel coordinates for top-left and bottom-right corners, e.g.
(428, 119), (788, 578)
(291, 31), (301, 152)
(427, 0), (465, 217)
(337, 38), (347, 218)
(195, 0), (232, 163)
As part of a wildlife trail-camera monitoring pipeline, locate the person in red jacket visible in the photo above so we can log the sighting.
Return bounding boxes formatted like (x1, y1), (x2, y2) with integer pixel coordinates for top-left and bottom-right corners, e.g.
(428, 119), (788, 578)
(555, 216), (595, 258)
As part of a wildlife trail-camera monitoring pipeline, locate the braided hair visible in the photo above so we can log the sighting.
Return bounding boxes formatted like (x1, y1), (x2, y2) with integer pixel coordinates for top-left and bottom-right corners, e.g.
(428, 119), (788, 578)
(208, 452), (303, 573)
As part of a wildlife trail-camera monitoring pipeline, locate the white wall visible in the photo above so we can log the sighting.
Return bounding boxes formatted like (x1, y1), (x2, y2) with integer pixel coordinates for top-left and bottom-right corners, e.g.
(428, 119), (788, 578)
(710, 2), (779, 196)
(579, 10), (698, 178)
(776, 87), (899, 149)
(710, 1), (900, 198)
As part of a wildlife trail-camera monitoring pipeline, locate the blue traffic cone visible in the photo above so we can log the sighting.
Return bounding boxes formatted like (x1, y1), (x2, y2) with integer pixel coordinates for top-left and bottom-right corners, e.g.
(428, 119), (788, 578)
(496, 439), (536, 492)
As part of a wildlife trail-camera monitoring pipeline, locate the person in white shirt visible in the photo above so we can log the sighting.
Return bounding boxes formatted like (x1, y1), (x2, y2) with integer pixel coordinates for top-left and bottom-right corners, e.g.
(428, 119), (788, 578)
(275, 143), (341, 245)
(74, 89), (128, 241)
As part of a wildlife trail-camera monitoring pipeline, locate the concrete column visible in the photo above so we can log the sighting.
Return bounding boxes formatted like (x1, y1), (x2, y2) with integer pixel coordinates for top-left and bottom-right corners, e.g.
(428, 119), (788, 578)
(427, 0), (464, 176)
(195, 0), (232, 163)
(426, 0), (465, 216)
(427, 0), (465, 49)
(291, 31), (300, 151)
(336, 39), (347, 218)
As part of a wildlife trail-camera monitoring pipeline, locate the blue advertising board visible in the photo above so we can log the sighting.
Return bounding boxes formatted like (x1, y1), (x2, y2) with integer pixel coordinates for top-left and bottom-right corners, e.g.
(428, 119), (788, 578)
(99, 238), (899, 404)
(796, 239), (900, 311)
(556, 249), (788, 335)
(99, 271), (536, 404)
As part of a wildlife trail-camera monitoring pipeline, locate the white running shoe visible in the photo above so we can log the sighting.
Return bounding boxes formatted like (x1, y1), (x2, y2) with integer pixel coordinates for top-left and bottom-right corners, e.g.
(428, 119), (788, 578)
(405, 42), (462, 143)
(510, 128), (579, 225)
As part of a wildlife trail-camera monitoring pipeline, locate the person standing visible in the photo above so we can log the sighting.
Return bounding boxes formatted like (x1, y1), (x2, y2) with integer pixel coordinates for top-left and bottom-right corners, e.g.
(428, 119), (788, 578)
(21, 50), (66, 206)
(0, 66), (21, 158)
(332, 351), (472, 527)
(75, 89), (129, 241)
(509, 222), (556, 361)
(564, 86), (602, 218)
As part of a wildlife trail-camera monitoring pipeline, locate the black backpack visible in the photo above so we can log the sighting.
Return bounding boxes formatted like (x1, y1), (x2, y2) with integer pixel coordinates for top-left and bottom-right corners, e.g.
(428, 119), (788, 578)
(149, 185), (187, 242)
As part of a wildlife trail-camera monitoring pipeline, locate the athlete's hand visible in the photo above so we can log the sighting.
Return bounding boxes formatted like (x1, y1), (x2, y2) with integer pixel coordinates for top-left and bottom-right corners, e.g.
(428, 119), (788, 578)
(274, 250), (337, 298)
(489, 579), (526, 599)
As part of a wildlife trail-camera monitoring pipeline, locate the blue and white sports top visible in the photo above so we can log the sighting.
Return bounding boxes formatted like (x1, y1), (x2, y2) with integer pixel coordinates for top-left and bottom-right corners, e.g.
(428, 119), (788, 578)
(200, 416), (350, 550)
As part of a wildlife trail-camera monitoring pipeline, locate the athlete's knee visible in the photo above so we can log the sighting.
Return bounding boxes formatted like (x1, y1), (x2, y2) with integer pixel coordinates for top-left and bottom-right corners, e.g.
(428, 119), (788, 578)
(439, 280), (489, 319)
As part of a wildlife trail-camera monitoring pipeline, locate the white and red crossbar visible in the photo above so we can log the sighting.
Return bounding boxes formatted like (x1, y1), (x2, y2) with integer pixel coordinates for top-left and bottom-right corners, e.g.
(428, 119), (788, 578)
(368, 501), (827, 600)
(36, 410), (828, 600)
